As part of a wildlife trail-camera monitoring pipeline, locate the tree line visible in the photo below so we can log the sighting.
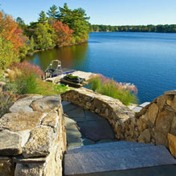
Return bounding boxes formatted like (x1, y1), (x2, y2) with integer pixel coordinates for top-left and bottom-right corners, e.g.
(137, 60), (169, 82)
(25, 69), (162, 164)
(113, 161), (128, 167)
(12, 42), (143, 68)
(91, 24), (176, 33)
(0, 3), (90, 69)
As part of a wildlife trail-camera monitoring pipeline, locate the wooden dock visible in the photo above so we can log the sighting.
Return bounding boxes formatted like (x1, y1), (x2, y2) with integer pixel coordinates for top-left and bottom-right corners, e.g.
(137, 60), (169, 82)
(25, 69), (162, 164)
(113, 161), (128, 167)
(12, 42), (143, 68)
(45, 70), (97, 84)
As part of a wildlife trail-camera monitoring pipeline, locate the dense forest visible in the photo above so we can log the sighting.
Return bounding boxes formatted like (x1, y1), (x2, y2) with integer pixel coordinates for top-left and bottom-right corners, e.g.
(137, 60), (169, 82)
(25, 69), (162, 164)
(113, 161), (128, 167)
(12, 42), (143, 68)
(0, 3), (90, 69)
(91, 24), (176, 33)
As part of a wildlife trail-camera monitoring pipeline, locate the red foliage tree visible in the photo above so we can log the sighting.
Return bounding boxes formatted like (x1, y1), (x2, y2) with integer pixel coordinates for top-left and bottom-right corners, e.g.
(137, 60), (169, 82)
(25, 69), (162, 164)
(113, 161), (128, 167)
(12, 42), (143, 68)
(0, 11), (27, 52)
(52, 20), (73, 47)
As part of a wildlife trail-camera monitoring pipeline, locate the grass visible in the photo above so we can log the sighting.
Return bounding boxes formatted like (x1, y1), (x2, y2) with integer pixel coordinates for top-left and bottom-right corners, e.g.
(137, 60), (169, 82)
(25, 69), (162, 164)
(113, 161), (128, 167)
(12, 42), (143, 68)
(0, 61), (69, 117)
(88, 75), (138, 106)
(3, 61), (69, 95)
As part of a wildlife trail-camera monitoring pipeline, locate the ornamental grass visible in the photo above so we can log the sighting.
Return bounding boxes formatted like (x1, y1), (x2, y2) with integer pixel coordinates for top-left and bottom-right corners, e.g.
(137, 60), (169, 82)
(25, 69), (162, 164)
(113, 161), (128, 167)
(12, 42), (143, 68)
(89, 74), (138, 105)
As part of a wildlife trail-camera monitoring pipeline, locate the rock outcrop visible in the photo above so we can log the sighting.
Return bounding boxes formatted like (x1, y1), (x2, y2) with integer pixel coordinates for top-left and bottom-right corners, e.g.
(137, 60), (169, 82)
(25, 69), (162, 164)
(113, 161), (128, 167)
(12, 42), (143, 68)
(0, 95), (66, 176)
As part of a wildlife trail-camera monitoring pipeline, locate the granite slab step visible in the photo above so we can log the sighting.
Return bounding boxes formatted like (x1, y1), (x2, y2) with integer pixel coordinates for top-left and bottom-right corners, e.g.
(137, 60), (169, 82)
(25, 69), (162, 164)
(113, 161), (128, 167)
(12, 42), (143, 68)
(64, 145), (176, 176)
(67, 141), (154, 154)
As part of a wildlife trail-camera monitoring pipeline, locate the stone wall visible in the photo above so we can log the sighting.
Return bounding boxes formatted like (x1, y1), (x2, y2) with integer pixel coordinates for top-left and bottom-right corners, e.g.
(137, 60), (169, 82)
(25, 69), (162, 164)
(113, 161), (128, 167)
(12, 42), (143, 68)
(61, 88), (135, 140)
(133, 90), (176, 156)
(62, 88), (176, 157)
(0, 95), (66, 176)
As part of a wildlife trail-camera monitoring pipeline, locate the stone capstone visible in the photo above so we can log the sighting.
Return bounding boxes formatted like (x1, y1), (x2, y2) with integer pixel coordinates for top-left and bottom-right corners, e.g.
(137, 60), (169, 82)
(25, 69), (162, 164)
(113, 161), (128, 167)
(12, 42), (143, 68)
(0, 112), (44, 132)
(0, 130), (22, 156)
(30, 96), (60, 112)
(23, 126), (55, 158)
(9, 95), (43, 113)
(41, 110), (59, 130)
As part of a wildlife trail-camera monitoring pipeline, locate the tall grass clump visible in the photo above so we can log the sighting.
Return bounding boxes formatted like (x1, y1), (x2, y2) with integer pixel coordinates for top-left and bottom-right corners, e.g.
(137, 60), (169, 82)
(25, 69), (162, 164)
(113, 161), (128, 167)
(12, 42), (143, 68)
(5, 61), (68, 95)
(89, 75), (138, 105)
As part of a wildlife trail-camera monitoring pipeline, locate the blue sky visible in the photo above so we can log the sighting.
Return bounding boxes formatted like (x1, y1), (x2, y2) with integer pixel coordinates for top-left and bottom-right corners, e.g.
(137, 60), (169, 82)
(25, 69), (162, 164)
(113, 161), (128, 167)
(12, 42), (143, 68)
(1, 0), (176, 25)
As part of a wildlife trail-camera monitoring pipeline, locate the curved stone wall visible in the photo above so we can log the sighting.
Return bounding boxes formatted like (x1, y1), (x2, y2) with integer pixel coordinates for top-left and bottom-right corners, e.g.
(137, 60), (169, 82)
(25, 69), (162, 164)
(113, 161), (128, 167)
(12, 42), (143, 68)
(62, 88), (176, 157)
(134, 91), (176, 149)
(61, 88), (135, 140)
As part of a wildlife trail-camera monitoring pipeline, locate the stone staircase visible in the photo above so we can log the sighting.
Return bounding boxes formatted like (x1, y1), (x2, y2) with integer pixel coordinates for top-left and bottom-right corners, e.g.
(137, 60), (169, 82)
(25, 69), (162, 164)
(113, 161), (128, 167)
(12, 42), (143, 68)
(64, 141), (176, 176)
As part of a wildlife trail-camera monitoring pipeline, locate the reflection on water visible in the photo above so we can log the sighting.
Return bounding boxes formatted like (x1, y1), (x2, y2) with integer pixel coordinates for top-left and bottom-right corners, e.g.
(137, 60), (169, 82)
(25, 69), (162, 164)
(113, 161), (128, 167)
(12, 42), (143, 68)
(26, 43), (88, 70)
(26, 32), (176, 103)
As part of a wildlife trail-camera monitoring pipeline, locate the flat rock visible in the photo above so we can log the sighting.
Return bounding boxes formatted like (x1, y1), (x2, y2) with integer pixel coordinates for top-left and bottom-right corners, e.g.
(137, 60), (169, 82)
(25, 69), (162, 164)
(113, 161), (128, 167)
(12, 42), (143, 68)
(41, 110), (59, 129)
(0, 112), (44, 132)
(65, 107), (86, 122)
(85, 110), (104, 121)
(23, 126), (54, 158)
(67, 141), (154, 154)
(62, 102), (78, 113)
(9, 95), (43, 113)
(0, 130), (22, 156)
(31, 96), (60, 112)
(78, 120), (115, 142)
(64, 116), (77, 126)
(64, 145), (176, 176)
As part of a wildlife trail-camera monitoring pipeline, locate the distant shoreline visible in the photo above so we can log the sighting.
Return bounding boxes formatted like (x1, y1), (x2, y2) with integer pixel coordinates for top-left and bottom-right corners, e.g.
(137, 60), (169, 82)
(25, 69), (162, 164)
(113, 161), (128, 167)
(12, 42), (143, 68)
(91, 24), (176, 33)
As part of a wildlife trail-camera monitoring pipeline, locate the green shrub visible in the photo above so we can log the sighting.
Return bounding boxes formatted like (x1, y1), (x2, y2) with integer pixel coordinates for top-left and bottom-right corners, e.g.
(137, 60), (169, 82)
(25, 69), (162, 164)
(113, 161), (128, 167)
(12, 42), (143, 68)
(5, 61), (69, 95)
(89, 75), (138, 105)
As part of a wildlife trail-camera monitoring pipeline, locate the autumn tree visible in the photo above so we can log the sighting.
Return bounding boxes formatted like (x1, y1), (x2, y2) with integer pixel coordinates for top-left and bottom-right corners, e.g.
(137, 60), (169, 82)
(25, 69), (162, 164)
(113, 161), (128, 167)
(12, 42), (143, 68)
(52, 20), (73, 47)
(0, 11), (28, 69)
(0, 11), (27, 53)
(0, 35), (19, 69)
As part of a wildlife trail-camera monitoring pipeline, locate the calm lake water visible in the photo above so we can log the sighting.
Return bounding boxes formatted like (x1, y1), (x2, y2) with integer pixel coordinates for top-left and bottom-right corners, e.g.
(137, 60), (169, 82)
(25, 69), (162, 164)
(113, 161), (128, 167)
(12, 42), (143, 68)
(26, 32), (176, 103)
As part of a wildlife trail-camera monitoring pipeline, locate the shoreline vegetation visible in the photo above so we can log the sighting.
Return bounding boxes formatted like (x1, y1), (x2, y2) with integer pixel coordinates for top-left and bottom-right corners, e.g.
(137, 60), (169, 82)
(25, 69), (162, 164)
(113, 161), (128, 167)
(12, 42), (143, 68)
(1, 3), (171, 107)
(1, 2), (176, 70)
(91, 24), (176, 33)
(0, 3), (90, 70)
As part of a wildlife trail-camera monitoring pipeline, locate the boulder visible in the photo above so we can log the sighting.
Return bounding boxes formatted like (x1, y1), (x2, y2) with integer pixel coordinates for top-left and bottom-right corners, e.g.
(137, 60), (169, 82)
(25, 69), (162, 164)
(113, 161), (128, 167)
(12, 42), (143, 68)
(156, 110), (174, 134)
(168, 133), (176, 158)
(138, 129), (151, 143)
(145, 103), (158, 125)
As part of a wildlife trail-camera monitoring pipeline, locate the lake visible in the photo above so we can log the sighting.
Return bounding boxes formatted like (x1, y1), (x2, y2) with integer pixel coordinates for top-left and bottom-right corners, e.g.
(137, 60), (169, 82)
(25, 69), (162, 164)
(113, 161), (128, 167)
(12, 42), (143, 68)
(26, 32), (176, 103)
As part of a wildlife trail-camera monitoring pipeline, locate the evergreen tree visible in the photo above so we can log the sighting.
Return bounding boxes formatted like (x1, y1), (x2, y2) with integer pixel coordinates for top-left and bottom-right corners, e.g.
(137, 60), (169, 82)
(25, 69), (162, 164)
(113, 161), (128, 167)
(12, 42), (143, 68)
(38, 11), (48, 23)
(47, 5), (59, 19)
(58, 3), (90, 44)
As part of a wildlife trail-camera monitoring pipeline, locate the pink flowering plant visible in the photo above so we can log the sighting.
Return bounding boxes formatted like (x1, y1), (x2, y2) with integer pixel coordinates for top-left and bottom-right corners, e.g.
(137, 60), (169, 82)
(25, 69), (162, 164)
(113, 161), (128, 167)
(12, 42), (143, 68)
(89, 74), (138, 105)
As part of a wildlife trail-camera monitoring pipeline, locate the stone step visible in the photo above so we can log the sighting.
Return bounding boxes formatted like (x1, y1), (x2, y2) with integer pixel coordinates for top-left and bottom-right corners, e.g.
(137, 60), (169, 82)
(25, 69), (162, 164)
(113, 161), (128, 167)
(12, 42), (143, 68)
(67, 141), (154, 154)
(64, 144), (176, 176)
